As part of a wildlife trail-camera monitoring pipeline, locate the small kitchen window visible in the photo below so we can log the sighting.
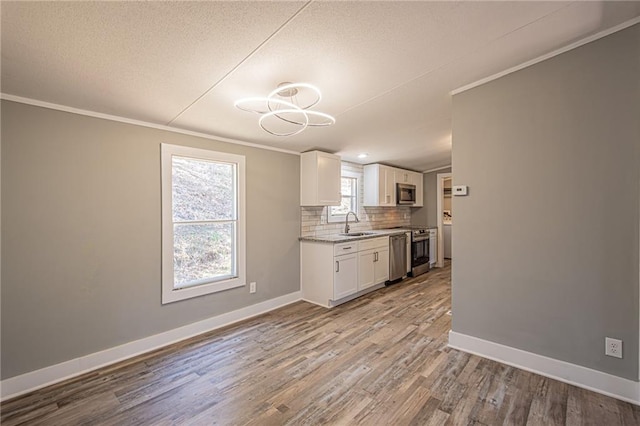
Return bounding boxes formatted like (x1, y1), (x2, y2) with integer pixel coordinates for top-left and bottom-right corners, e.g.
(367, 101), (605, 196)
(161, 143), (246, 304)
(328, 172), (358, 223)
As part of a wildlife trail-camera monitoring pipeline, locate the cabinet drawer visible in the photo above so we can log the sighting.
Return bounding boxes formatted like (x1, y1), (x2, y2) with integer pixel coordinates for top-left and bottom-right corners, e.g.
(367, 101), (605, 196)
(334, 242), (358, 256)
(358, 236), (388, 251)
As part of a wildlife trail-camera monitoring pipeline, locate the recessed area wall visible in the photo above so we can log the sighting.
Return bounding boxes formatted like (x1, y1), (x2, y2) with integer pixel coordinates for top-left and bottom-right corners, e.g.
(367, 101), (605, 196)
(411, 167), (451, 228)
(451, 24), (639, 380)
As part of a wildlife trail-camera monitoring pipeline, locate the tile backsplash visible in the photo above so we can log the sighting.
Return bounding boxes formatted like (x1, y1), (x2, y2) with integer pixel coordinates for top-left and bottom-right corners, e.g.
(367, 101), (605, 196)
(300, 162), (411, 238)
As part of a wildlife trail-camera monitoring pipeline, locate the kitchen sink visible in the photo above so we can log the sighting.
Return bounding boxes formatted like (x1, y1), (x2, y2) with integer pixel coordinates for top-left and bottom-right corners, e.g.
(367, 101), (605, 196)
(339, 232), (375, 237)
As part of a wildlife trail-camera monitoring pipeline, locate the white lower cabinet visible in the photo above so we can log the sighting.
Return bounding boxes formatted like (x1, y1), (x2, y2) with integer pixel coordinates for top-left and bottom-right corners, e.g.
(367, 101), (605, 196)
(429, 228), (437, 267)
(405, 231), (412, 275)
(358, 237), (389, 290)
(374, 248), (390, 284)
(334, 252), (358, 299)
(301, 236), (390, 308)
(358, 250), (376, 290)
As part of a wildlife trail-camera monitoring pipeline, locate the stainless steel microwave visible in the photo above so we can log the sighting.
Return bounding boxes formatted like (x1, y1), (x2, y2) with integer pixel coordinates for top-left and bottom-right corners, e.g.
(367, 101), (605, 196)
(397, 183), (416, 205)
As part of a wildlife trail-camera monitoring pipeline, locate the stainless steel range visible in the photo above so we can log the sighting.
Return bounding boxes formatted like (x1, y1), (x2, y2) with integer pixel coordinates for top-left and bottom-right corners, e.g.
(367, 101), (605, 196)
(410, 228), (430, 277)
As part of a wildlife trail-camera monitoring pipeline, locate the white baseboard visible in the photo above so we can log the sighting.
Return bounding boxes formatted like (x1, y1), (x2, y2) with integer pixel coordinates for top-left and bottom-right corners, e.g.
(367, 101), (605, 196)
(1, 291), (302, 401)
(448, 331), (640, 405)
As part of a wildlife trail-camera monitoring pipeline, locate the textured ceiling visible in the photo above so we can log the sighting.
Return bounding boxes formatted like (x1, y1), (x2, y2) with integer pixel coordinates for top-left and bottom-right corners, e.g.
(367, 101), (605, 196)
(2, 1), (639, 171)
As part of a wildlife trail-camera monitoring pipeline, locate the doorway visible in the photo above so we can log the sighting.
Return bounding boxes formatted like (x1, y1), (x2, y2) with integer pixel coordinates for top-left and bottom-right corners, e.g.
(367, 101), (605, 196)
(436, 172), (452, 267)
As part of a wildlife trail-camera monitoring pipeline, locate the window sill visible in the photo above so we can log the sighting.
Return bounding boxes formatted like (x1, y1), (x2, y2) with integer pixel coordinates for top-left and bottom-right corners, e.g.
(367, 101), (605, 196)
(162, 277), (245, 304)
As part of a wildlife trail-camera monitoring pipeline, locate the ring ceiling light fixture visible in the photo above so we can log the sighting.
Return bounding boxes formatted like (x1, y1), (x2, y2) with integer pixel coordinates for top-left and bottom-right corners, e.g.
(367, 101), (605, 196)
(234, 82), (335, 137)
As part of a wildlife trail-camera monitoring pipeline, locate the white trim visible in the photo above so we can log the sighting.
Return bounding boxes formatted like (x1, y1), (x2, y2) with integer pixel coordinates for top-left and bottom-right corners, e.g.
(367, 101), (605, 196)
(451, 17), (640, 96)
(327, 170), (359, 223)
(0, 291), (302, 401)
(160, 144), (246, 304)
(0, 94), (300, 156)
(436, 173), (452, 268)
(448, 331), (640, 405)
(423, 164), (451, 174)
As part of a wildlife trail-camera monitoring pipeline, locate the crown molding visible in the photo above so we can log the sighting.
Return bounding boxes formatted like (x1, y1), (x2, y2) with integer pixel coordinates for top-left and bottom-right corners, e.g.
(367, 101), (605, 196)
(0, 94), (301, 156)
(452, 17), (640, 96)
(423, 164), (452, 174)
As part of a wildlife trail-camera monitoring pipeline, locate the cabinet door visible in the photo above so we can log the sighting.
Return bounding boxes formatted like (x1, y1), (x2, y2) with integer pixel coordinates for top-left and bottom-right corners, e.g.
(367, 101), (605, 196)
(410, 171), (424, 207)
(301, 151), (341, 206)
(443, 225), (452, 259)
(377, 167), (389, 206)
(358, 249), (376, 290)
(405, 232), (412, 274)
(381, 166), (396, 206)
(395, 170), (409, 183)
(429, 229), (437, 266)
(334, 253), (358, 300)
(364, 164), (397, 207)
(374, 248), (390, 283)
(317, 153), (341, 205)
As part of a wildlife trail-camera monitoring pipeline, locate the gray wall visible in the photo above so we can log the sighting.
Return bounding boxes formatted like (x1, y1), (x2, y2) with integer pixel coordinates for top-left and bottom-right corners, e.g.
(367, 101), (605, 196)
(411, 167), (451, 227)
(1, 101), (301, 379)
(451, 24), (639, 380)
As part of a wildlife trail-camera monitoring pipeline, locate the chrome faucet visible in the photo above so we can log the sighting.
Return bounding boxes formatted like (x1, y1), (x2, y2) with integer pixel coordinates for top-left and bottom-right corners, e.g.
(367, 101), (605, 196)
(344, 211), (360, 234)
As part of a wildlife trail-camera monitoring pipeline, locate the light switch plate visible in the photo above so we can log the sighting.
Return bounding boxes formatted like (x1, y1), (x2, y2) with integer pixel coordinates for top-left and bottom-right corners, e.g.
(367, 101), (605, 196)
(453, 185), (468, 196)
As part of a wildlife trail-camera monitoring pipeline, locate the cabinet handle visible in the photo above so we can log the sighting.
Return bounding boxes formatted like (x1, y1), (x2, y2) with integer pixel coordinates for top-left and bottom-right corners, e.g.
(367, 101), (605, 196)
(374, 252), (378, 262)
(343, 246), (352, 250)
(336, 261), (339, 273)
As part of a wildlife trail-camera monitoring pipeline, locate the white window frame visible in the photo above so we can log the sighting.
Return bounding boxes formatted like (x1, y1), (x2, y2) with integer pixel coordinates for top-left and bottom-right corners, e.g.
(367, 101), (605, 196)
(161, 143), (246, 304)
(328, 171), (359, 223)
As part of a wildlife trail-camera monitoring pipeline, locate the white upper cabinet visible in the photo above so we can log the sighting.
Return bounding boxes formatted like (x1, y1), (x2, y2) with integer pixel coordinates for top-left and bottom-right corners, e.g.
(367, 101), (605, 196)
(410, 171), (424, 207)
(363, 164), (396, 206)
(300, 151), (341, 206)
(395, 169), (411, 184)
(364, 164), (423, 207)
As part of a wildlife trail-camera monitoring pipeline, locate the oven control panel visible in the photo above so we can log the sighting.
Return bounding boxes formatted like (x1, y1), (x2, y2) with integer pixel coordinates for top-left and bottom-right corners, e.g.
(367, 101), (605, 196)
(412, 229), (429, 240)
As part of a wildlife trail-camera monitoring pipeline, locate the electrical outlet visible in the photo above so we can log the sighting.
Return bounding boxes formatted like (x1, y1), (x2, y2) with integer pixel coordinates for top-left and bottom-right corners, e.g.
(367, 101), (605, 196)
(605, 337), (623, 358)
(249, 282), (257, 294)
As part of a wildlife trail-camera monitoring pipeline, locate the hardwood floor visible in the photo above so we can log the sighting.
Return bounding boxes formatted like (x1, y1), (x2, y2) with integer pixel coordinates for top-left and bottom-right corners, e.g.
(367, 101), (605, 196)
(2, 263), (639, 425)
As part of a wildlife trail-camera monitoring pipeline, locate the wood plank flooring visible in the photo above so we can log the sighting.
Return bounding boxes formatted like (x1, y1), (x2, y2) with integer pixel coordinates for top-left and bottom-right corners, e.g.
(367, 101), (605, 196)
(2, 262), (639, 425)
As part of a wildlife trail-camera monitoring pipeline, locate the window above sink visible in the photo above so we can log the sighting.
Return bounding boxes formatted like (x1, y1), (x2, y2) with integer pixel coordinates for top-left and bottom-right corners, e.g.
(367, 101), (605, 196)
(327, 170), (359, 223)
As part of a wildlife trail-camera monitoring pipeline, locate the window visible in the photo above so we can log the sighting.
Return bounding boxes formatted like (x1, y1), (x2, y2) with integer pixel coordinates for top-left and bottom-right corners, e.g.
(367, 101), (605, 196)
(161, 144), (245, 304)
(328, 172), (358, 223)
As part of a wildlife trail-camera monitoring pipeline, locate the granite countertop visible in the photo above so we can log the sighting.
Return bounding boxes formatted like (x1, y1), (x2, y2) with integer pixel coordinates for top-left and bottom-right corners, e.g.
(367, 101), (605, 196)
(299, 228), (412, 244)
